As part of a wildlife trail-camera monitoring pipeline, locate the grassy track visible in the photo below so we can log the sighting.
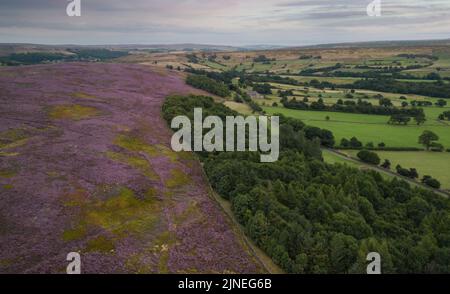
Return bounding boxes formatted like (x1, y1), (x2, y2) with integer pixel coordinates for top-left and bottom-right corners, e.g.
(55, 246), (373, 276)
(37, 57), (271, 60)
(322, 149), (361, 168)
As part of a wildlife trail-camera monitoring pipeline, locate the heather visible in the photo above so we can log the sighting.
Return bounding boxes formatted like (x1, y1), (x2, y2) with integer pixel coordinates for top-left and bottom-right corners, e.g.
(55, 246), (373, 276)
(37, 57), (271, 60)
(0, 63), (261, 273)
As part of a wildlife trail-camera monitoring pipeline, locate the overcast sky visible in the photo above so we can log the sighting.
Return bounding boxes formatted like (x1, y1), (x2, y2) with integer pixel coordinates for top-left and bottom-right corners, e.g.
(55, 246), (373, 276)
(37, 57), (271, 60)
(0, 0), (449, 46)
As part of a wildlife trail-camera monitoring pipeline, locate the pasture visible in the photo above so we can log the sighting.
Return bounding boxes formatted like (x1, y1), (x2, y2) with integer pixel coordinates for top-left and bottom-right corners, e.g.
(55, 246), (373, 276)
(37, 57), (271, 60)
(263, 106), (450, 148)
(341, 150), (450, 190)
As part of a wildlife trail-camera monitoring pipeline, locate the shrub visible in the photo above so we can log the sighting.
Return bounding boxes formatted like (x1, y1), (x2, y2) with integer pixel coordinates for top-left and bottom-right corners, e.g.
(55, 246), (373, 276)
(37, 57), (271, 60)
(253, 83), (272, 95)
(396, 165), (419, 179)
(340, 138), (350, 148)
(357, 150), (381, 165)
(381, 159), (391, 170)
(350, 137), (363, 148)
(234, 95), (243, 103)
(422, 176), (441, 189)
(248, 101), (263, 112)
(430, 142), (444, 152)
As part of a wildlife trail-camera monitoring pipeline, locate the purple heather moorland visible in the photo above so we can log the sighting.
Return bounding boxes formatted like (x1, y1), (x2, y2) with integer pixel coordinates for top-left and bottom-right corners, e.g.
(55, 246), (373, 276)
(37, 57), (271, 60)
(0, 63), (262, 274)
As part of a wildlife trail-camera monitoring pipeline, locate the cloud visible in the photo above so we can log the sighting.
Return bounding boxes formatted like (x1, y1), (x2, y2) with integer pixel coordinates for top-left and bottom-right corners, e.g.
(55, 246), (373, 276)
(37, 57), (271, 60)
(0, 0), (449, 45)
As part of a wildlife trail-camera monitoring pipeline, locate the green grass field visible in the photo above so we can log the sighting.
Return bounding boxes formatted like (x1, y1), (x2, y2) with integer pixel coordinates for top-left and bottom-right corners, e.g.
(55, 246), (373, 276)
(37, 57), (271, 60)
(341, 150), (450, 190)
(322, 150), (400, 182)
(263, 106), (450, 148)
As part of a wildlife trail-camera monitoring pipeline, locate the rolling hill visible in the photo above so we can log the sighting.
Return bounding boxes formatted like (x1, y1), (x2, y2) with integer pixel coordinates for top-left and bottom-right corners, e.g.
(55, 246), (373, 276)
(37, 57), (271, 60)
(0, 63), (263, 273)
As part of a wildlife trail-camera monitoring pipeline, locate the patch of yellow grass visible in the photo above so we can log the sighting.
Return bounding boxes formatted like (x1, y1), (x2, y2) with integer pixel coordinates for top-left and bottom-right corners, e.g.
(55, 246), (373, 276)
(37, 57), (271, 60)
(0, 151), (20, 157)
(166, 168), (190, 189)
(63, 188), (89, 207)
(115, 133), (182, 160)
(106, 151), (159, 180)
(71, 92), (97, 100)
(224, 101), (253, 115)
(153, 231), (177, 274)
(0, 128), (29, 150)
(62, 225), (87, 242)
(62, 185), (162, 244)
(86, 187), (161, 237)
(114, 134), (159, 156)
(85, 236), (115, 253)
(2, 184), (13, 190)
(0, 169), (17, 178)
(49, 104), (101, 121)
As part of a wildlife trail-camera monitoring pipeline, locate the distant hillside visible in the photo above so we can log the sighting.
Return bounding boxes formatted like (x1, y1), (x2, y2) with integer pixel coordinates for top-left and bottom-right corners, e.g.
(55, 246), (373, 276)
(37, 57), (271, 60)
(2, 39), (450, 58)
(0, 43), (243, 56)
(296, 39), (450, 49)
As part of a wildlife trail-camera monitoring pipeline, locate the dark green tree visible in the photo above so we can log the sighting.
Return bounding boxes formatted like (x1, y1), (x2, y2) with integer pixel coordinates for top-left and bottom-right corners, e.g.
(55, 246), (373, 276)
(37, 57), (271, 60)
(418, 130), (439, 150)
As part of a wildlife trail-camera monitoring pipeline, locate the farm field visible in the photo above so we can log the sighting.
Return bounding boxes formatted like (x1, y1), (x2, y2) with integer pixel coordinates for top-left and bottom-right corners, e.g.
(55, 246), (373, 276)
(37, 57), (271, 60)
(116, 45), (450, 80)
(262, 82), (448, 109)
(224, 101), (253, 115)
(322, 150), (407, 183)
(341, 150), (450, 190)
(263, 106), (450, 148)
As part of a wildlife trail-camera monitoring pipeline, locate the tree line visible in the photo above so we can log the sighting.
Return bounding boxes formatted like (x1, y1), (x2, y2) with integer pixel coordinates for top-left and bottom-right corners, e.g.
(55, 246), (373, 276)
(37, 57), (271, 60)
(163, 94), (450, 274)
(282, 97), (425, 117)
(0, 49), (128, 66)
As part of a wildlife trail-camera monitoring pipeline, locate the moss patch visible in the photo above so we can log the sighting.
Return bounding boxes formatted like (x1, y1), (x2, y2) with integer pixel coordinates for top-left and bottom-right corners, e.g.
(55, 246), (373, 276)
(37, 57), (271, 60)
(114, 133), (185, 163)
(166, 168), (191, 189)
(62, 185), (162, 245)
(0, 169), (17, 179)
(125, 254), (153, 274)
(60, 183), (164, 267)
(62, 225), (87, 242)
(71, 92), (97, 100)
(125, 229), (177, 274)
(106, 151), (159, 180)
(115, 134), (158, 156)
(174, 200), (202, 225)
(85, 187), (160, 236)
(49, 104), (102, 121)
(63, 188), (89, 207)
(0, 138), (28, 151)
(85, 236), (115, 253)
(0, 128), (29, 149)
(2, 184), (13, 190)
(153, 231), (177, 274)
